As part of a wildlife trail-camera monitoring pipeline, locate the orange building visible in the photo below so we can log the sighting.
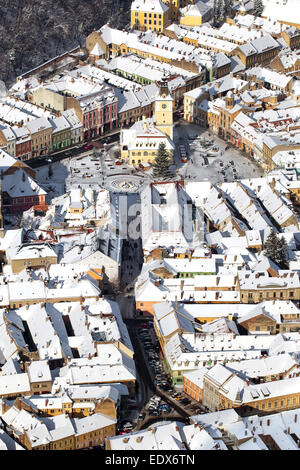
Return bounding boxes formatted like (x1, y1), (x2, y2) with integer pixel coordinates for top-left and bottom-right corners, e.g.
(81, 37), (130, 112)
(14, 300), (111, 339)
(183, 369), (207, 402)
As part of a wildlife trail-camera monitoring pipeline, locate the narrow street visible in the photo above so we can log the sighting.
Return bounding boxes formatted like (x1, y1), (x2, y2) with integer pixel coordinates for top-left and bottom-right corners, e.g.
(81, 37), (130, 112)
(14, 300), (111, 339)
(27, 129), (121, 169)
(125, 319), (196, 432)
(125, 322), (154, 427)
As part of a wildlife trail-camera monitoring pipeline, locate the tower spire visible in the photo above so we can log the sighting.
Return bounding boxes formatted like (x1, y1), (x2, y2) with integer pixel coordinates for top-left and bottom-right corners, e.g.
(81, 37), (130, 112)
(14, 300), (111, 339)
(159, 73), (169, 97)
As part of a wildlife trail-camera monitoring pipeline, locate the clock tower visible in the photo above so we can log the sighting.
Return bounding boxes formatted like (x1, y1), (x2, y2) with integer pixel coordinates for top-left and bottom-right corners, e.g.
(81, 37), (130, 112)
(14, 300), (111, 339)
(154, 75), (174, 141)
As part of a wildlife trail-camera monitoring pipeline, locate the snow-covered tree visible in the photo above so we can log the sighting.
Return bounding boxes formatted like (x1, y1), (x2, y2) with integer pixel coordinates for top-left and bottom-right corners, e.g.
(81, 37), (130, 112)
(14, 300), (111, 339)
(152, 143), (173, 180)
(220, 0), (226, 19)
(264, 229), (288, 266)
(0, 81), (7, 98)
(276, 236), (288, 266)
(224, 0), (233, 16)
(253, 0), (264, 17)
(0, 0), (132, 84)
(213, 0), (221, 26)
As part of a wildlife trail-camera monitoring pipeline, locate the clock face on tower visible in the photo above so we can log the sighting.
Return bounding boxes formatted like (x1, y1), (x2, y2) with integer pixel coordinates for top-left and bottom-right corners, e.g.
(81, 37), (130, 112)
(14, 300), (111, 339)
(161, 104), (167, 109)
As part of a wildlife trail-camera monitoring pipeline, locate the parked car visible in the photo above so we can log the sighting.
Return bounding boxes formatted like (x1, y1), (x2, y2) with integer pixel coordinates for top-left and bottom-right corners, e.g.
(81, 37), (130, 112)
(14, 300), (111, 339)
(121, 420), (133, 427)
(180, 399), (190, 405)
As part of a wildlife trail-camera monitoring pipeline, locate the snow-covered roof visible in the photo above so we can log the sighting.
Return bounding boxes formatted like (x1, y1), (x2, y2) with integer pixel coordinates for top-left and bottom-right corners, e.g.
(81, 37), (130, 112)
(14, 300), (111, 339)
(27, 361), (52, 383)
(246, 67), (292, 89)
(2, 168), (46, 199)
(262, 0), (300, 27)
(131, 0), (169, 14)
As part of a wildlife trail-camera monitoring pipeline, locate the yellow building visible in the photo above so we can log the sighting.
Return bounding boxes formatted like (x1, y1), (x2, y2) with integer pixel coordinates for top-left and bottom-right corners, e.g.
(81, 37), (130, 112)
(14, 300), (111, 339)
(179, 1), (212, 26)
(69, 188), (83, 214)
(131, 0), (169, 32)
(120, 76), (175, 165)
(203, 365), (300, 416)
(120, 121), (175, 165)
(10, 243), (58, 274)
(154, 76), (174, 141)
(26, 117), (53, 158)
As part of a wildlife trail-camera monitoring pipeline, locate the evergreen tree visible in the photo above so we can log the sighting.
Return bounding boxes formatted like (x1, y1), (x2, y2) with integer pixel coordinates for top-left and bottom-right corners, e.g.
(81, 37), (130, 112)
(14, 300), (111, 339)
(277, 236), (288, 265)
(213, 0), (221, 26)
(224, 0), (232, 16)
(220, 0), (226, 19)
(264, 229), (278, 260)
(253, 0), (263, 17)
(152, 142), (173, 180)
(264, 229), (288, 266)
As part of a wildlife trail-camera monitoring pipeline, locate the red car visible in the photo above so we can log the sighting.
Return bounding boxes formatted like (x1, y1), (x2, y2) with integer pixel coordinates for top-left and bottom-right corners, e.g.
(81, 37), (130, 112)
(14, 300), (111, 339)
(83, 144), (93, 150)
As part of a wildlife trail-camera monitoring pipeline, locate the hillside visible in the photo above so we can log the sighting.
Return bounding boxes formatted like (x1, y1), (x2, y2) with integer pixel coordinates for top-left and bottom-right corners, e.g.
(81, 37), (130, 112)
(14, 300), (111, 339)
(0, 0), (131, 85)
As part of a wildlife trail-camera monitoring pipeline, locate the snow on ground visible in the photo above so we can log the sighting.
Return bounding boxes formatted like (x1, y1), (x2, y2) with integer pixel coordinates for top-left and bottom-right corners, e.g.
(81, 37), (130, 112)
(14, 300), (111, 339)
(33, 123), (264, 206)
(173, 123), (264, 184)
(35, 159), (69, 202)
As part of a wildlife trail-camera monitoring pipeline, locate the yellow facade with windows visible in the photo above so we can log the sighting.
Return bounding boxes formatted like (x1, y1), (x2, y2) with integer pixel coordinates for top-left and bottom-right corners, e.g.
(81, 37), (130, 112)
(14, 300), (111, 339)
(120, 77), (174, 165)
(131, 0), (169, 32)
(121, 142), (174, 166)
(155, 92), (174, 141)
